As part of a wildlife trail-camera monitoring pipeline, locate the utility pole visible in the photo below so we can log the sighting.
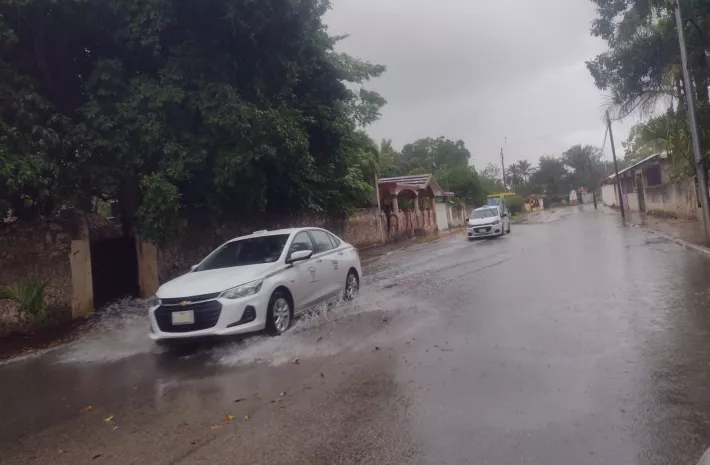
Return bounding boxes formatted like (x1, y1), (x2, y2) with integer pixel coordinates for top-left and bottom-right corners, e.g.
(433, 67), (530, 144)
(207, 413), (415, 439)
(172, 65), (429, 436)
(606, 110), (625, 220)
(500, 148), (506, 190)
(675, 0), (710, 245)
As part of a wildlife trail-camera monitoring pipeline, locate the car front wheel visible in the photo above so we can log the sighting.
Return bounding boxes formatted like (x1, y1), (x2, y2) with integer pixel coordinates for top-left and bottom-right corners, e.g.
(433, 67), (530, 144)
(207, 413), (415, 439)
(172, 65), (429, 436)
(266, 291), (292, 335)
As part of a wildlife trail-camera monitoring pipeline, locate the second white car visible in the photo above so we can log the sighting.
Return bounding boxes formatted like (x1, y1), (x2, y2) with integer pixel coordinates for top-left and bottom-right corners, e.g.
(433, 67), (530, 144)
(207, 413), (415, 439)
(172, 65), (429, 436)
(467, 206), (510, 240)
(147, 228), (362, 343)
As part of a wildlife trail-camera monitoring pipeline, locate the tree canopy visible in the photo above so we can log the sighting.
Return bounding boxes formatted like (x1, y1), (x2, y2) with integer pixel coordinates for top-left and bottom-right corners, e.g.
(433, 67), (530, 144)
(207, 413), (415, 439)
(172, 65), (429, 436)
(0, 0), (386, 240)
(377, 136), (486, 206)
(586, 0), (710, 173)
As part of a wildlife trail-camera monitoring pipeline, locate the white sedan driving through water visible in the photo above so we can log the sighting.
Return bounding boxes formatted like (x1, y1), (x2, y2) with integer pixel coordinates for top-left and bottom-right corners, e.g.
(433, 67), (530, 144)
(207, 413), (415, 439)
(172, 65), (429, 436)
(148, 228), (362, 343)
(467, 206), (510, 239)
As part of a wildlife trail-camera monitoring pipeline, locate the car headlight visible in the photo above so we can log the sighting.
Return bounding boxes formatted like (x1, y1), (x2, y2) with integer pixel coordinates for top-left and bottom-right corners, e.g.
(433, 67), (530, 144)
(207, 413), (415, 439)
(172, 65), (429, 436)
(220, 280), (263, 300)
(147, 294), (161, 307)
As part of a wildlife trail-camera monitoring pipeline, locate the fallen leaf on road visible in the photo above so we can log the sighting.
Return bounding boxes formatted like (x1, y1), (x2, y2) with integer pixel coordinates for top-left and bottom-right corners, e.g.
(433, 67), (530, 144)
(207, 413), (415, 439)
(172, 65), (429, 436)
(316, 336), (323, 343)
(57, 449), (64, 455)
(104, 416), (114, 422)
(293, 358), (300, 365)
(210, 424), (223, 430)
(92, 454), (102, 460)
(224, 415), (235, 421)
(82, 406), (94, 413)
(320, 372), (325, 378)
(233, 398), (246, 403)
(280, 392), (286, 397)
(244, 414), (250, 421)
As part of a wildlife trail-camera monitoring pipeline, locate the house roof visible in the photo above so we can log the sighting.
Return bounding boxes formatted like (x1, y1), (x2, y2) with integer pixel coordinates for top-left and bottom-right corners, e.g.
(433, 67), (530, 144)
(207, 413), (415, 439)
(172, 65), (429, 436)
(378, 174), (454, 196)
(604, 152), (667, 183)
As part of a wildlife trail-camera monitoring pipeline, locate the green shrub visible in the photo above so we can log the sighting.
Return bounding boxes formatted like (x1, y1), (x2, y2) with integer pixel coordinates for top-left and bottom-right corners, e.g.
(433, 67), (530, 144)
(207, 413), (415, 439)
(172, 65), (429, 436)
(504, 195), (524, 214)
(0, 277), (52, 322)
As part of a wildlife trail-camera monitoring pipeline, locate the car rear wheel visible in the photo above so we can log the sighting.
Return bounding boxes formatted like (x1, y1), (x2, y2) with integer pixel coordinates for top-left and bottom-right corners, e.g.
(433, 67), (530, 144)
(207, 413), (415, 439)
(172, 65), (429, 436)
(507, 223), (511, 234)
(344, 270), (359, 301)
(266, 291), (292, 335)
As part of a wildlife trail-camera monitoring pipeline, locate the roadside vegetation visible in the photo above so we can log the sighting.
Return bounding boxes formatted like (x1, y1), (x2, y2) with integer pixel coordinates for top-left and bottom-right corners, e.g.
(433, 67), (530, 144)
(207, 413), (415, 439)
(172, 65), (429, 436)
(587, 0), (710, 177)
(0, 0), (387, 243)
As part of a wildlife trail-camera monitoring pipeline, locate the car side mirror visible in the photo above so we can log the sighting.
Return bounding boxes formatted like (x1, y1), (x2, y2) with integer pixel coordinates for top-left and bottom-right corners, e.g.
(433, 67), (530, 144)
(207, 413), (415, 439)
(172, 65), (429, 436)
(287, 250), (313, 264)
(190, 264), (199, 272)
(502, 213), (508, 218)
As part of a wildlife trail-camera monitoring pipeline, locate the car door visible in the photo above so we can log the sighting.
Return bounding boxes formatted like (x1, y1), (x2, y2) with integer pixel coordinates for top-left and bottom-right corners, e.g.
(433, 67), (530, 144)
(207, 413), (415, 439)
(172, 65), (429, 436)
(284, 232), (320, 311)
(307, 229), (341, 302)
(325, 231), (349, 293)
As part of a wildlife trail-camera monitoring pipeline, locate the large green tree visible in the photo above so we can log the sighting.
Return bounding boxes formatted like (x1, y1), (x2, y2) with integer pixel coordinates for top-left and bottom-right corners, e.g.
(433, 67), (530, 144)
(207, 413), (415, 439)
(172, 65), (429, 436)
(586, 0), (710, 154)
(528, 156), (571, 195)
(562, 145), (605, 192)
(398, 137), (471, 174)
(0, 0), (386, 240)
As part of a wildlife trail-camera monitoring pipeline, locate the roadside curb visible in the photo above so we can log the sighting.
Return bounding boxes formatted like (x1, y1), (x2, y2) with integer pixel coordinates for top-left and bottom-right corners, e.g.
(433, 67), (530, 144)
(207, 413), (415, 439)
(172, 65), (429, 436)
(644, 228), (710, 259)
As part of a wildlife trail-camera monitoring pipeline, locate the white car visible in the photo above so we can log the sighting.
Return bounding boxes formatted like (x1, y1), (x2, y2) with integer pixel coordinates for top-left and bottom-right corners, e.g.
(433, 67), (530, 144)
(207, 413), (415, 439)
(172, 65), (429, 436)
(147, 228), (362, 342)
(467, 206), (510, 240)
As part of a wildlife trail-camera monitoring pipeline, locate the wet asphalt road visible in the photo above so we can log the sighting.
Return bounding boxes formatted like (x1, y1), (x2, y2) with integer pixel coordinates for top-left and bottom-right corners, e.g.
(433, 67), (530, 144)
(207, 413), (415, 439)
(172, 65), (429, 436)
(4, 206), (710, 464)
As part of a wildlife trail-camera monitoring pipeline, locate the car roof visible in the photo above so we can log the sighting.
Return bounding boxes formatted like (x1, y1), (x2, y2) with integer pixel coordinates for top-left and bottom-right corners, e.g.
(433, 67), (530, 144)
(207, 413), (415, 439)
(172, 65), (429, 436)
(225, 227), (333, 243)
(474, 206), (499, 211)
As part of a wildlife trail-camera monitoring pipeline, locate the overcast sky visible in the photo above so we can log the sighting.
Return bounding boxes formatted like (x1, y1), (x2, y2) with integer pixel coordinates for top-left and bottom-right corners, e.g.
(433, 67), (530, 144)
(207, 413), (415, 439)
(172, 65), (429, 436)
(325, 0), (642, 170)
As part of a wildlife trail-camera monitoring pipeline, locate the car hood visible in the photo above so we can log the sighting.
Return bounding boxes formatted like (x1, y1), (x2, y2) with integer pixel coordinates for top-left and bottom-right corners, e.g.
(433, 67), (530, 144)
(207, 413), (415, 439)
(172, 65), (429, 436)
(468, 217), (499, 227)
(157, 263), (279, 298)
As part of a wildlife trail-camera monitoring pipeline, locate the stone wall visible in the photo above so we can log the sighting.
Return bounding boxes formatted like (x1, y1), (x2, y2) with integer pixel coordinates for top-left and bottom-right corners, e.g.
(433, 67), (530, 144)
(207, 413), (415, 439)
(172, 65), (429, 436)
(383, 209), (436, 241)
(644, 178), (700, 220)
(0, 211), (84, 331)
(157, 210), (387, 282)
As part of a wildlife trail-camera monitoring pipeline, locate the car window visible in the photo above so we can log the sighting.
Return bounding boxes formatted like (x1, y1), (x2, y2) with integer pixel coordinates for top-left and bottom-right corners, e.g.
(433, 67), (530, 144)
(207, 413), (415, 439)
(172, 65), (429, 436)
(289, 232), (315, 256)
(327, 233), (341, 248)
(471, 209), (498, 219)
(196, 234), (289, 271)
(309, 230), (335, 253)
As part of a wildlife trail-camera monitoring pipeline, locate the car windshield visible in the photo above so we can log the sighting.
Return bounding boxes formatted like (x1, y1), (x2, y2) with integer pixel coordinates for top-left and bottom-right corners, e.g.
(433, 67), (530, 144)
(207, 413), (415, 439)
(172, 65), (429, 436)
(196, 235), (289, 271)
(471, 209), (498, 219)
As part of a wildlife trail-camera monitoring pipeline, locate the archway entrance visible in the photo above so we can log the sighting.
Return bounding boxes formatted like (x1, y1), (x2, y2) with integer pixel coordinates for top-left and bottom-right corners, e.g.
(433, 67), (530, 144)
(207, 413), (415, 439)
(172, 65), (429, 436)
(90, 236), (139, 308)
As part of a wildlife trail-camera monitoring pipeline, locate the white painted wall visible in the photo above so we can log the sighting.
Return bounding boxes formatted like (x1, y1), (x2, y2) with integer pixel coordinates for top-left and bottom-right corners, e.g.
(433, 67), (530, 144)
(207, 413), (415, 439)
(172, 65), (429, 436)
(602, 184), (618, 207)
(627, 192), (639, 212)
(435, 203), (449, 231)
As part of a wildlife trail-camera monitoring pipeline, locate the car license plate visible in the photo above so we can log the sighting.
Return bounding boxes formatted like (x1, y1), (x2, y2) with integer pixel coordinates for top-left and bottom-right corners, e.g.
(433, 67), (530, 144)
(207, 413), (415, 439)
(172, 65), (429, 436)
(171, 310), (194, 325)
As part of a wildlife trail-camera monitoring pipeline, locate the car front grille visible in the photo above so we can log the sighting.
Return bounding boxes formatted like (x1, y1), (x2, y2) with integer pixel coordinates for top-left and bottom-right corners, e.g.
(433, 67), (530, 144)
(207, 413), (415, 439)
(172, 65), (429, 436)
(154, 300), (222, 333)
(160, 292), (221, 306)
(474, 227), (492, 233)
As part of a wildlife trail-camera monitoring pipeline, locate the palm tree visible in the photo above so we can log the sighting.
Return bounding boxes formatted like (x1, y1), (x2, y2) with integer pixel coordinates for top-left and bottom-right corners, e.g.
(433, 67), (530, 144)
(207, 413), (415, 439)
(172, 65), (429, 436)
(506, 164), (523, 190)
(516, 160), (533, 183)
(562, 145), (605, 193)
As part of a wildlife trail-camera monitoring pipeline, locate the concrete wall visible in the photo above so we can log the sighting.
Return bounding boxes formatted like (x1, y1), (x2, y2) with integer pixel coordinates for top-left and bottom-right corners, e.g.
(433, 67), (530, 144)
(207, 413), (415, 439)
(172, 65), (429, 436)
(158, 210), (388, 283)
(602, 184), (618, 208)
(0, 210), (93, 332)
(434, 203), (449, 231)
(644, 178), (700, 220)
(627, 192), (640, 212)
(449, 205), (466, 228)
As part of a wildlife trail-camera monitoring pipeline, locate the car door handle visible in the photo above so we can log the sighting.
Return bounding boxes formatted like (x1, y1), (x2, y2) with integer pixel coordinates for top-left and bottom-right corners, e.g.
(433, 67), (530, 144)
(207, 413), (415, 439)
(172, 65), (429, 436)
(316, 259), (323, 263)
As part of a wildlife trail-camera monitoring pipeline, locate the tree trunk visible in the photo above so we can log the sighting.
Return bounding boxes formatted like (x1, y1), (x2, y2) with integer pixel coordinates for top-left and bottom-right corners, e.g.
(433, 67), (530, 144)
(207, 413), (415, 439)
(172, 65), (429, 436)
(118, 175), (140, 237)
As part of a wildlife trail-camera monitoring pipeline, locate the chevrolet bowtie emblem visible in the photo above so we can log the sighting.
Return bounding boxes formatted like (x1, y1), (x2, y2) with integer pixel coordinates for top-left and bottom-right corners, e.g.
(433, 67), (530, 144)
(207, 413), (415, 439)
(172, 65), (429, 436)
(179, 301), (190, 307)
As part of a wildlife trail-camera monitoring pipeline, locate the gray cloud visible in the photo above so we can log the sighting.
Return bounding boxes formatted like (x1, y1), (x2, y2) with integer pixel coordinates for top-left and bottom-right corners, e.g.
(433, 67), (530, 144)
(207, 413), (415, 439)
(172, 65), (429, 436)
(325, 0), (639, 169)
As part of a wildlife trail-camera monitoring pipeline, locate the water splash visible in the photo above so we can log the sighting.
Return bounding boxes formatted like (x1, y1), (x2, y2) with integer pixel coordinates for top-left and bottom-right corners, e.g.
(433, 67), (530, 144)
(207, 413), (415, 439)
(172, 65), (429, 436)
(217, 290), (431, 367)
(59, 298), (155, 363)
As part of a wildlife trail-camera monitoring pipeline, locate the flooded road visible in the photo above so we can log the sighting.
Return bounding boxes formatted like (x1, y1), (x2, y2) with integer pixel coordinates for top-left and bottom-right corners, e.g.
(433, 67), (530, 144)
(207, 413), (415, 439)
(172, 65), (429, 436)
(4, 206), (710, 464)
